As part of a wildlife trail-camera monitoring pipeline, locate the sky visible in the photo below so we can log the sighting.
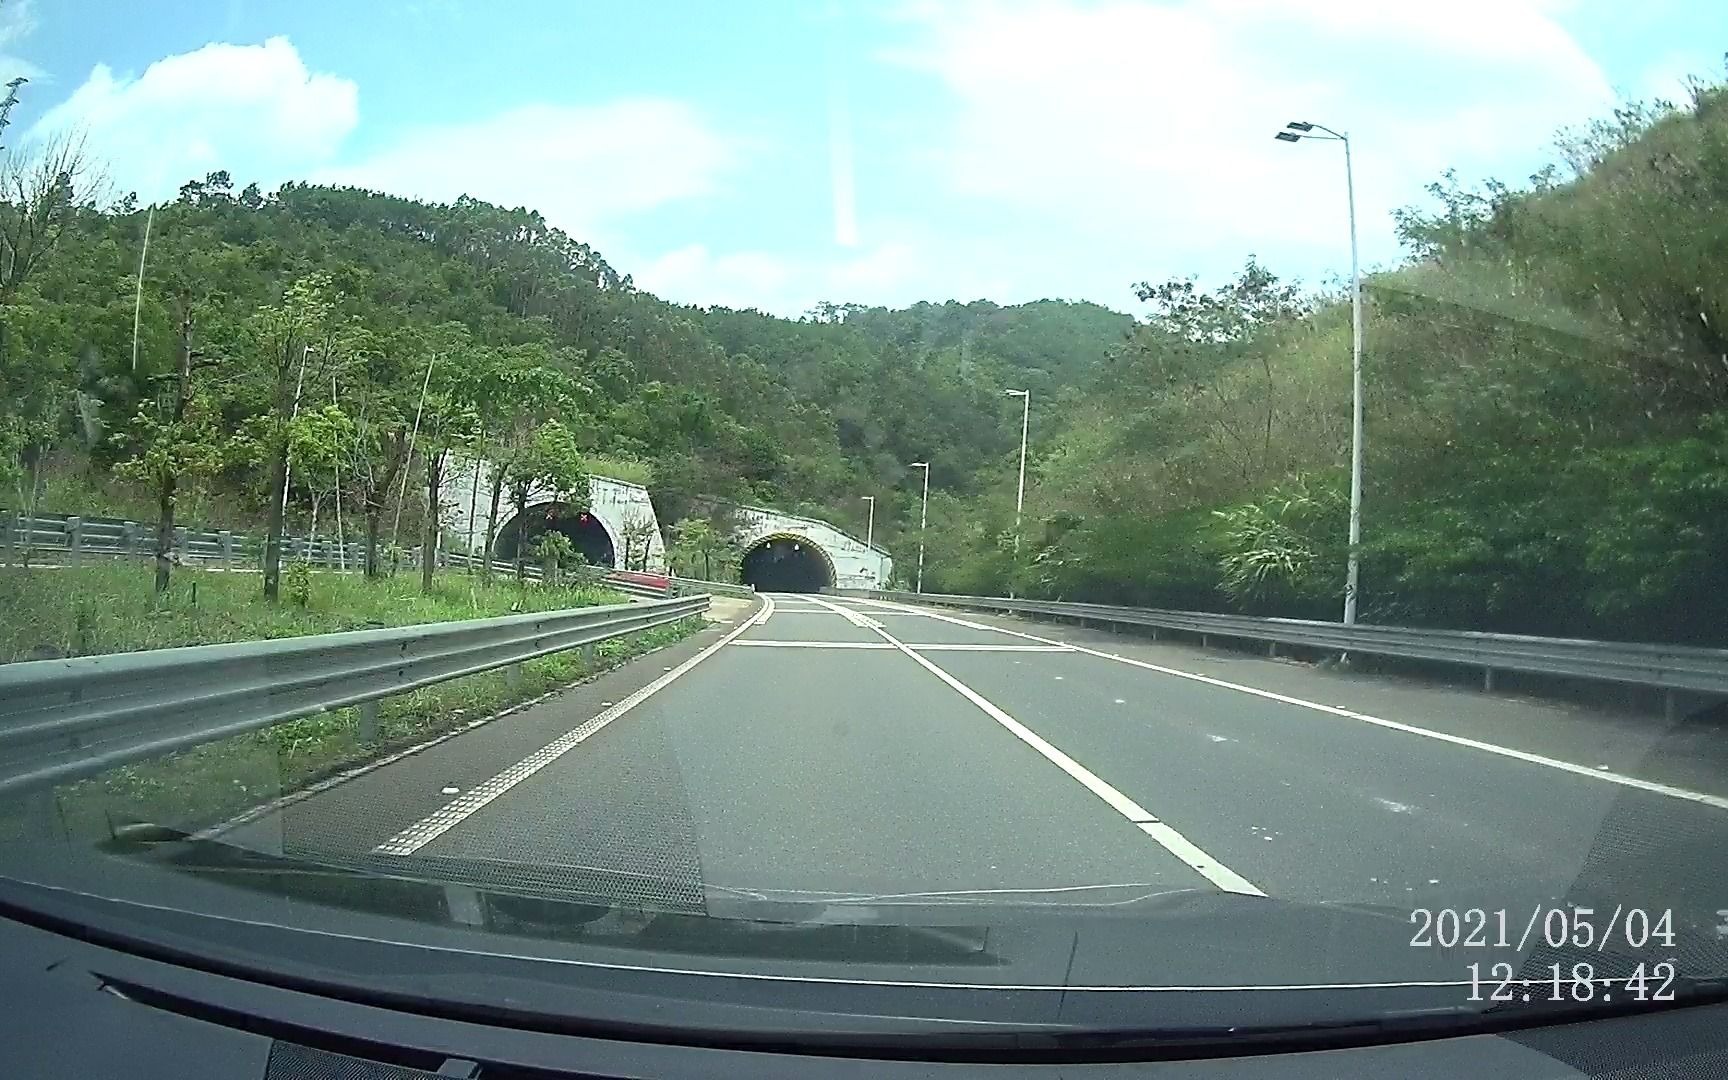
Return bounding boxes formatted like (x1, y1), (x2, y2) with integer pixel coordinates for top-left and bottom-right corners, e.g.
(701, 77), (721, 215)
(6, 0), (1725, 317)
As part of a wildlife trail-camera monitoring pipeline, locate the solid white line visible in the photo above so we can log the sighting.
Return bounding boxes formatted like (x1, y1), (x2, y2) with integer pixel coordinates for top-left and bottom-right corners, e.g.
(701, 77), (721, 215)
(845, 596), (1728, 814)
(372, 594), (770, 856)
(821, 601), (884, 630)
(908, 643), (1071, 652)
(747, 592), (777, 627)
(729, 640), (894, 649)
(806, 595), (1263, 895)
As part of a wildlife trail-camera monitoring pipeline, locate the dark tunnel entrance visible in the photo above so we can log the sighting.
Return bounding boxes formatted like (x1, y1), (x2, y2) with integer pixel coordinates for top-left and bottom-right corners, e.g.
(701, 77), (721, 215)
(494, 504), (615, 568)
(739, 535), (834, 593)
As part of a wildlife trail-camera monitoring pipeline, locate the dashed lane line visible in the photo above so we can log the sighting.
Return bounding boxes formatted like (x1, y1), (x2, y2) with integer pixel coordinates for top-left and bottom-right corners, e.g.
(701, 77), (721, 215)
(804, 594), (1264, 896)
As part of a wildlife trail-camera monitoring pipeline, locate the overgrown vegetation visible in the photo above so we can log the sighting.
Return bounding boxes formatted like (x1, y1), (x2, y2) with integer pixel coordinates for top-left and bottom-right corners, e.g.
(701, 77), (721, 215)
(0, 561), (631, 663)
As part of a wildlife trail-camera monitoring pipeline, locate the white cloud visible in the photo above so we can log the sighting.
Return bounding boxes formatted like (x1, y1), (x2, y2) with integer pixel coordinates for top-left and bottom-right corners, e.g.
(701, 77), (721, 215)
(30, 36), (357, 199)
(882, 0), (1618, 293)
(632, 231), (1019, 317)
(315, 100), (737, 241)
(0, 0), (40, 83)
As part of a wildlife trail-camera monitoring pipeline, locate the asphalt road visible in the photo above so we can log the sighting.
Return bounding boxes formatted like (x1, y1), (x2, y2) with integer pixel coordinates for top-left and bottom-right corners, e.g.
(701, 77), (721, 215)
(220, 590), (1728, 942)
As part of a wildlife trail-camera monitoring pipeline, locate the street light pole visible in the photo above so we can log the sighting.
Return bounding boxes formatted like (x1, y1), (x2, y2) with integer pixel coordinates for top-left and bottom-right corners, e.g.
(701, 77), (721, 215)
(909, 462), (929, 594)
(861, 495), (875, 549)
(1003, 389), (1029, 545)
(1278, 120), (1364, 625)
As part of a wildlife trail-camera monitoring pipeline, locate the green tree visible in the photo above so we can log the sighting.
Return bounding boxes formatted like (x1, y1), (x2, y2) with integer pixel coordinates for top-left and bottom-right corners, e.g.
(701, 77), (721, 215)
(241, 272), (348, 601)
(668, 516), (738, 581)
(503, 419), (588, 582)
(109, 302), (226, 593)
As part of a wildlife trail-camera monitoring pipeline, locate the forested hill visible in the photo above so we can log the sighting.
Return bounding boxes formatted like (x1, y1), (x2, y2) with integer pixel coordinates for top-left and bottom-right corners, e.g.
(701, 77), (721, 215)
(1, 171), (1131, 549)
(5, 79), (1728, 644)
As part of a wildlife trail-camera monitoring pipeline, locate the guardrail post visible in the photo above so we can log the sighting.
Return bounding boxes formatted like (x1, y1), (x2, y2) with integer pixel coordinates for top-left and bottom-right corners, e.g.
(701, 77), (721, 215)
(505, 663), (524, 690)
(3, 508), (16, 565)
(173, 526), (188, 564)
(121, 520), (138, 555)
(219, 531), (234, 568)
(358, 701), (380, 743)
(1664, 689), (1678, 724)
(1483, 668), (1497, 692)
(66, 516), (83, 567)
(1200, 633), (1210, 649)
(1268, 641), (1278, 659)
(580, 643), (597, 670)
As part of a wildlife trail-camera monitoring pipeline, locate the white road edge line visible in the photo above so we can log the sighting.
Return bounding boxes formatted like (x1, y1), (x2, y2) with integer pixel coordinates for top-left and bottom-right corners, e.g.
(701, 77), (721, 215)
(372, 593), (770, 857)
(806, 595), (1264, 896)
(730, 640), (895, 649)
(837, 595), (1728, 814)
(747, 592), (777, 627)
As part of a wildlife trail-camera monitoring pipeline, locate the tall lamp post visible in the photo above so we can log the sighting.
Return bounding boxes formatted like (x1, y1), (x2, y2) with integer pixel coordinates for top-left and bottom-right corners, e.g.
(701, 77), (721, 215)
(1003, 389), (1030, 597)
(908, 461), (930, 593)
(861, 495), (875, 548)
(1276, 119), (1364, 625)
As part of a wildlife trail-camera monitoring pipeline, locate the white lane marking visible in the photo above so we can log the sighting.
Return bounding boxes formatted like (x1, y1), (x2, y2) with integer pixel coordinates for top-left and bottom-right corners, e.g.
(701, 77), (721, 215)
(806, 595), (1263, 896)
(845, 596), (1728, 814)
(905, 643), (1070, 652)
(373, 593), (770, 856)
(729, 640), (894, 649)
(821, 601), (885, 630)
(748, 592), (777, 627)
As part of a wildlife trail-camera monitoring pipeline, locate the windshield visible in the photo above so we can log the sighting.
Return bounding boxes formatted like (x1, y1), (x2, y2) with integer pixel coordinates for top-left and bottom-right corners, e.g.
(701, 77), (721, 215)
(5, 0), (1728, 1046)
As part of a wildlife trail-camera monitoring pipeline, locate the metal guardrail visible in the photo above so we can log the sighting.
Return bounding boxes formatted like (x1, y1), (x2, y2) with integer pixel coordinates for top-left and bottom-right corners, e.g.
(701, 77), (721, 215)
(606, 578), (669, 599)
(672, 576), (756, 599)
(412, 553), (676, 599)
(7, 510), (752, 602)
(3, 509), (358, 570)
(441, 550), (546, 581)
(844, 590), (1728, 702)
(0, 594), (711, 798)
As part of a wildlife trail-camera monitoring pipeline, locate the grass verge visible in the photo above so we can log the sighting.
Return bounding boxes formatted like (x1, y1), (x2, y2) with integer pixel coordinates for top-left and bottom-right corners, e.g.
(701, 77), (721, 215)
(0, 561), (632, 662)
(0, 563), (708, 839)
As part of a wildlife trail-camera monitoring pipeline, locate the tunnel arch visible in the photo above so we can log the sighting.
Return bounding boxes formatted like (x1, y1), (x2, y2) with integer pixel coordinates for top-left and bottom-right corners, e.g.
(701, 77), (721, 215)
(738, 531), (836, 593)
(493, 502), (616, 568)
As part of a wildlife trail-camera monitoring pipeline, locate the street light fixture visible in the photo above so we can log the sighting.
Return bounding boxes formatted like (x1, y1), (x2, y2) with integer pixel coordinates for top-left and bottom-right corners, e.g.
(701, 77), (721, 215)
(860, 495), (875, 549)
(1276, 118), (1364, 626)
(908, 461), (930, 594)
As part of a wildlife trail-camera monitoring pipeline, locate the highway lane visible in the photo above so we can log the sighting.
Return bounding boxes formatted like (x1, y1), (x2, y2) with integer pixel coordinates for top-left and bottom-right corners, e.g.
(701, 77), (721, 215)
(379, 590), (1230, 903)
(218, 590), (1728, 948)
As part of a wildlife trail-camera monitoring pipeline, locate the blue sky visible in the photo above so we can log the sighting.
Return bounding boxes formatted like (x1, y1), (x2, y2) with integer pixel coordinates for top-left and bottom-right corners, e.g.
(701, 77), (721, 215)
(8, 1), (1725, 316)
